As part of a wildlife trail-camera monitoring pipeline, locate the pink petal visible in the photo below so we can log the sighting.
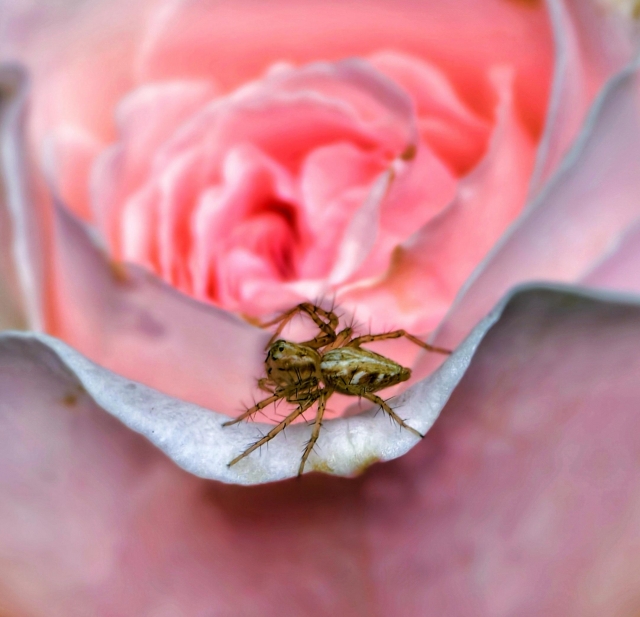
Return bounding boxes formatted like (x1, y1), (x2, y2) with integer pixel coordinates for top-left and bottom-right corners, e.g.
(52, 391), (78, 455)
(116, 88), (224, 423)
(0, 65), (47, 330)
(0, 69), (28, 330)
(530, 0), (637, 192)
(49, 203), (271, 415)
(366, 286), (640, 615)
(92, 80), (215, 251)
(138, 0), (553, 134)
(350, 139), (458, 282)
(43, 125), (102, 221)
(7, 0), (150, 145)
(3, 285), (640, 614)
(151, 61), (408, 178)
(298, 141), (386, 279)
(436, 60), (640, 351)
(341, 69), (535, 335)
(581, 219), (640, 293)
(370, 50), (492, 176)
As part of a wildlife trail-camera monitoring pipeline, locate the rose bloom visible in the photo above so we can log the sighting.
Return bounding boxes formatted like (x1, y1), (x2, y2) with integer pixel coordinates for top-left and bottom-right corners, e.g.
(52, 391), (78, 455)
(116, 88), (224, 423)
(2, 0), (640, 614)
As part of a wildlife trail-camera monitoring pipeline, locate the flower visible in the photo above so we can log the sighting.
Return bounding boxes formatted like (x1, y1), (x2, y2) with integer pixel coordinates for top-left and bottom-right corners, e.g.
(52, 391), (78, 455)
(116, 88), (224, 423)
(8, 0), (559, 412)
(2, 0), (640, 614)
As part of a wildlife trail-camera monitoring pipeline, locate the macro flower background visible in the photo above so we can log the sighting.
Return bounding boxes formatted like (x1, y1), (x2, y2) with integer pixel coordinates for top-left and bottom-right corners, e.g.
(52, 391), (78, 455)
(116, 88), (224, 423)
(2, 0), (640, 614)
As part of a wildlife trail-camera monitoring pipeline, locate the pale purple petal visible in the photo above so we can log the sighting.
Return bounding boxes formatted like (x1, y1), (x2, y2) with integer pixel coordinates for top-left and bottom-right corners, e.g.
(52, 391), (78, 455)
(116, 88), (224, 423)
(434, 58), (640, 352)
(0, 68), (27, 330)
(0, 281), (491, 483)
(0, 64), (46, 330)
(581, 218), (640, 292)
(3, 285), (640, 614)
(530, 0), (636, 192)
(366, 285), (640, 615)
(49, 203), (271, 416)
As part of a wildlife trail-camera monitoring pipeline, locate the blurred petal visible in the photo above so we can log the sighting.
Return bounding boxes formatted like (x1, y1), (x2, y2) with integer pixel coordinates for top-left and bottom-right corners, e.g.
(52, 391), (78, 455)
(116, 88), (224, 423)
(435, 58), (640, 352)
(0, 0), (152, 145)
(44, 125), (102, 221)
(3, 285), (640, 614)
(341, 69), (535, 334)
(0, 64), (47, 330)
(530, 0), (637, 192)
(366, 286), (640, 615)
(370, 50), (492, 175)
(138, 0), (553, 135)
(0, 275), (492, 483)
(581, 218), (640, 292)
(0, 68), (26, 330)
(49, 204), (270, 415)
(90, 79), (216, 241)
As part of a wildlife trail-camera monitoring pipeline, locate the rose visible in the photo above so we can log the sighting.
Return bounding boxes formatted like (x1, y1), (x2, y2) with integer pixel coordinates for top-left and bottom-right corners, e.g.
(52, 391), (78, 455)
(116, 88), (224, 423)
(2, 0), (640, 615)
(2, 0), (562, 424)
(4, 0), (559, 418)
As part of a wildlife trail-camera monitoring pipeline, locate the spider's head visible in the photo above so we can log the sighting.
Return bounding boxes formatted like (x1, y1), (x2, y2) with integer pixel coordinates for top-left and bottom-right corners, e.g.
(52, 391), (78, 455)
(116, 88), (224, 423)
(265, 340), (321, 387)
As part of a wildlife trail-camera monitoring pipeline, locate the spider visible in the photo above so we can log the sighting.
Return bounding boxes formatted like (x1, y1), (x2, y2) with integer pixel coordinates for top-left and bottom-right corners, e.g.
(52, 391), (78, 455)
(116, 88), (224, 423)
(223, 303), (451, 475)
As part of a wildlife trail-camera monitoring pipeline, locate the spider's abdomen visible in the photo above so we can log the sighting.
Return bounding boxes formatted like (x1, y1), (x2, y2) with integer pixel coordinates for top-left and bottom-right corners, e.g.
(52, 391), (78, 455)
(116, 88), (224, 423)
(321, 347), (410, 395)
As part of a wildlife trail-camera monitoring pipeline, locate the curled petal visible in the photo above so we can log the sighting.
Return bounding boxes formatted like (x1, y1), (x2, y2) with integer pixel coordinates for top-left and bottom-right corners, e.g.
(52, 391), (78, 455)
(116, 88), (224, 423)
(1, 282), (629, 486)
(0, 64), (47, 330)
(435, 58), (640, 352)
(341, 68), (534, 335)
(3, 285), (640, 613)
(530, 0), (637, 191)
(581, 218), (640, 293)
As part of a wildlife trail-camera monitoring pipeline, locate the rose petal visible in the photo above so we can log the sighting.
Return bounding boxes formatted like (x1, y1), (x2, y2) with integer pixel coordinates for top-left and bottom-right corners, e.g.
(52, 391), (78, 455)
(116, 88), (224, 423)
(370, 50), (492, 175)
(364, 285), (640, 615)
(1, 0), (152, 144)
(0, 68), (27, 330)
(0, 64), (47, 330)
(92, 80), (216, 251)
(0, 273), (511, 484)
(529, 0), (637, 192)
(436, 58), (640, 352)
(190, 143), (306, 306)
(138, 0), (553, 133)
(49, 203), (270, 415)
(43, 125), (102, 221)
(297, 141), (385, 278)
(581, 219), (640, 293)
(2, 285), (640, 613)
(340, 68), (534, 335)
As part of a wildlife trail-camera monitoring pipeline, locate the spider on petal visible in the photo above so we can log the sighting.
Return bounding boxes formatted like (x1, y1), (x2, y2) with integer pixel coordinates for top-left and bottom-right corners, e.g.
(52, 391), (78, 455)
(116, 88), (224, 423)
(223, 303), (451, 475)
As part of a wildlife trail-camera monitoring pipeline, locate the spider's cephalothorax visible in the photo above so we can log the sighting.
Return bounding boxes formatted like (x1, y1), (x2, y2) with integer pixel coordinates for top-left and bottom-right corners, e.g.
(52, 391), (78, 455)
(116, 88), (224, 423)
(223, 303), (451, 475)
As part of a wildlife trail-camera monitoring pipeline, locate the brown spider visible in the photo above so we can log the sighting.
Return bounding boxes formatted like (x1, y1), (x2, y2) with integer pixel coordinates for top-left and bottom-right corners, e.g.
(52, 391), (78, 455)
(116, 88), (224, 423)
(223, 303), (451, 475)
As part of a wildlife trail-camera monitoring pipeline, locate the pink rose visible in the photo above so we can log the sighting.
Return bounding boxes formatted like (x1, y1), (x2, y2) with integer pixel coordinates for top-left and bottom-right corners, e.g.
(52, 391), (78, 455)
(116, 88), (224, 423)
(2, 0), (640, 614)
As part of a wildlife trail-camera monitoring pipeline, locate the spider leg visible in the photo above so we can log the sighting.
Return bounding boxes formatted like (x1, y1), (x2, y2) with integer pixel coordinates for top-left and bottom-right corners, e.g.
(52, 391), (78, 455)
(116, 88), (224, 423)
(348, 330), (451, 355)
(298, 388), (332, 475)
(222, 386), (295, 426)
(257, 378), (276, 394)
(227, 395), (318, 467)
(322, 327), (353, 351)
(260, 303), (339, 349)
(362, 392), (423, 439)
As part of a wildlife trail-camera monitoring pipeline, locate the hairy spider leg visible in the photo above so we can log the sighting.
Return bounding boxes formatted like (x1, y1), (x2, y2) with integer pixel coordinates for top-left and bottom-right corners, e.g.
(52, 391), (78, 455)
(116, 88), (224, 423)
(222, 382), (311, 427)
(322, 327), (353, 351)
(362, 392), (423, 438)
(298, 387), (332, 475)
(349, 330), (451, 355)
(227, 394), (320, 468)
(260, 303), (339, 349)
(257, 378), (276, 393)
